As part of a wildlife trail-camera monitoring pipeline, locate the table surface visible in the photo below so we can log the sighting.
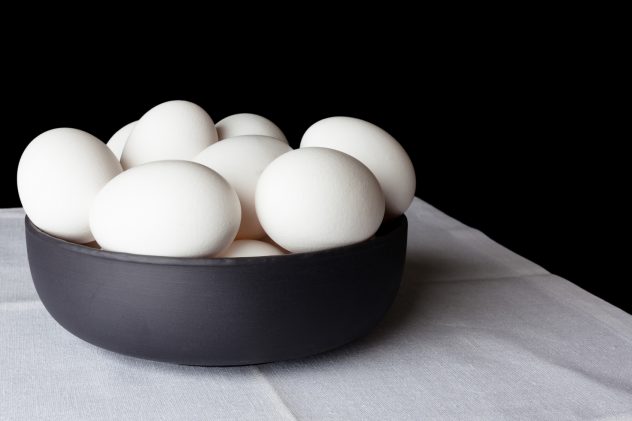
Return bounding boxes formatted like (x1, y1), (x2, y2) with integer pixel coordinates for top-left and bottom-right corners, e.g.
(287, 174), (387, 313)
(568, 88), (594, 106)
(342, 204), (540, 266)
(1, 199), (631, 421)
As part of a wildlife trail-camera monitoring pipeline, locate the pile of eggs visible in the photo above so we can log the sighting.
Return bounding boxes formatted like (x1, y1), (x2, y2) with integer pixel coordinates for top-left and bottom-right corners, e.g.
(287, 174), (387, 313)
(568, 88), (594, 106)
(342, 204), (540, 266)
(17, 101), (415, 258)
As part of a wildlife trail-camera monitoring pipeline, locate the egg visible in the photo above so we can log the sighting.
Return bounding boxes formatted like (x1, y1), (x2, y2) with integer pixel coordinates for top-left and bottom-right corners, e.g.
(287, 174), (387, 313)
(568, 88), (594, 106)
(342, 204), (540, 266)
(121, 100), (217, 169)
(90, 160), (241, 258)
(17, 128), (122, 243)
(300, 116), (416, 218)
(261, 235), (289, 253)
(216, 113), (288, 144)
(217, 240), (285, 258)
(194, 135), (292, 239)
(106, 121), (136, 160)
(256, 148), (385, 253)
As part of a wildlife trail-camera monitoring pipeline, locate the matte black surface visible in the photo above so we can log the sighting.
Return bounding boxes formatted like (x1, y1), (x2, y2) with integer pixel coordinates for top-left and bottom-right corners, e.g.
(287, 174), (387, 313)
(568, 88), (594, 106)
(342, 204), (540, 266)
(25, 216), (407, 366)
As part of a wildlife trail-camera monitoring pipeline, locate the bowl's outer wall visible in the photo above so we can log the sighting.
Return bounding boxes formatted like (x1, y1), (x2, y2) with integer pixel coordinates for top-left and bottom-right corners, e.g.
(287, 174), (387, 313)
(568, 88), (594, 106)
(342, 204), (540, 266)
(25, 216), (407, 366)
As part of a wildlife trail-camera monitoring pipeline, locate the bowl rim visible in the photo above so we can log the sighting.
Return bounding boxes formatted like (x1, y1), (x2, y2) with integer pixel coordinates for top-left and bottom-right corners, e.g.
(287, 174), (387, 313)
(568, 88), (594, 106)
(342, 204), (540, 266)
(25, 215), (407, 267)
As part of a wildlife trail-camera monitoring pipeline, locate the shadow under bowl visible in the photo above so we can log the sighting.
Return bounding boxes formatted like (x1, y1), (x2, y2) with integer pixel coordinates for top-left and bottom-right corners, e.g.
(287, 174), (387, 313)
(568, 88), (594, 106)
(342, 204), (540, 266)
(25, 216), (407, 366)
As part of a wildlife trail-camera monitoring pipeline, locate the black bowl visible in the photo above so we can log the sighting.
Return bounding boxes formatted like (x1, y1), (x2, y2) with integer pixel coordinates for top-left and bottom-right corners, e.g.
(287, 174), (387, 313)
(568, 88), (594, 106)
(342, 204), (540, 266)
(25, 216), (407, 366)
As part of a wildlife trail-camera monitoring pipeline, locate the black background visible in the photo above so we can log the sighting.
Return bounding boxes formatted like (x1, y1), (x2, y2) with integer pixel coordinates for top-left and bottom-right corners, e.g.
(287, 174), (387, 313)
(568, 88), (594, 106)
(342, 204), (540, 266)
(2, 44), (626, 313)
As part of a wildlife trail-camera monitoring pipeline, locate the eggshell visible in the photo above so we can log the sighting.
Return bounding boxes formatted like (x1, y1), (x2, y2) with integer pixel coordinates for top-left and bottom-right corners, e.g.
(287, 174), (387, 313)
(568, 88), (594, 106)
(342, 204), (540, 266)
(90, 160), (241, 258)
(300, 116), (416, 218)
(17, 128), (122, 243)
(194, 135), (292, 239)
(256, 147), (385, 253)
(216, 113), (288, 144)
(216, 240), (285, 258)
(106, 121), (136, 160)
(261, 235), (289, 253)
(121, 100), (217, 169)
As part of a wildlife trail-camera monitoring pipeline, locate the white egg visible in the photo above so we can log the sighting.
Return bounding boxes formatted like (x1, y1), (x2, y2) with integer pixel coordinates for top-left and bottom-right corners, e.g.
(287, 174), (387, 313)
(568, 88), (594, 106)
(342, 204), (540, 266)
(261, 234), (288, 253)
(216, 113), (288, 144)
(121, 100), (217, 169)
(300, 116), (416, 218)
(90, 161), (241, 258)
(106, 121), (136, 160)
(17, 128), (122, 243)
(194, 135), (292, 239)
(256, 148), (385, 253)
(216, 240), (285, 258)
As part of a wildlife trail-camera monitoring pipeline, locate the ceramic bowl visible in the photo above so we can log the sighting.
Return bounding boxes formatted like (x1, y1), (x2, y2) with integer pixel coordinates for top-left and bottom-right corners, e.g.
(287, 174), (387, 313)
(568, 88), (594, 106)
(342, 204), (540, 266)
(25, 216), (407, 366)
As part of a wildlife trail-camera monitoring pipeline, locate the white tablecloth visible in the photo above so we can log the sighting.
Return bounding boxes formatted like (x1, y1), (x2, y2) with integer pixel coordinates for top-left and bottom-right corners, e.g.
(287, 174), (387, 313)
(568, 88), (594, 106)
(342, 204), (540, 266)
(1, 199), (631, 420)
